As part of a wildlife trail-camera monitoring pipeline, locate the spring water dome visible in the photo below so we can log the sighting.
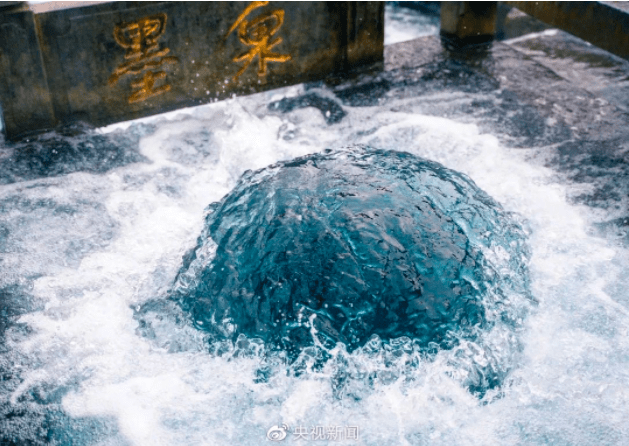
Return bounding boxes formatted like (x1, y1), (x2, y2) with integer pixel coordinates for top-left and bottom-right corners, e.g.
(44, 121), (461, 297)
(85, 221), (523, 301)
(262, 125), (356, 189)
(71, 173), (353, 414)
(169, 146), (531, 360)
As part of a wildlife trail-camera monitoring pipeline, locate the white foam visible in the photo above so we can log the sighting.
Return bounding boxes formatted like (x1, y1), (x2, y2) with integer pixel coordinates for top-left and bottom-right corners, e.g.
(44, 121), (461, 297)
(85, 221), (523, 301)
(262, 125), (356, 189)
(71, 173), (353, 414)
(3, 82), (628, 445)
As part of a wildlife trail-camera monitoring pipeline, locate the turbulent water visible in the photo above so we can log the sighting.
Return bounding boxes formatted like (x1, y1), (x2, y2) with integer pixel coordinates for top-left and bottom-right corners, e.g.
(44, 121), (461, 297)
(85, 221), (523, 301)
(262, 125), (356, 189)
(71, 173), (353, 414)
(1, 83), (626, 444)
(384, 2), (439, 45)
(2, 9), (629, 446)
(142, 146), (531, 395)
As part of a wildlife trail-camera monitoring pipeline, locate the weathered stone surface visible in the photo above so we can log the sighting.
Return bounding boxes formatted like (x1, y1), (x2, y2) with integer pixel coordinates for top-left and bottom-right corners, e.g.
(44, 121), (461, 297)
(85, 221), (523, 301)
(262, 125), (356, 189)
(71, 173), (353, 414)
(0, 1), (383, 140)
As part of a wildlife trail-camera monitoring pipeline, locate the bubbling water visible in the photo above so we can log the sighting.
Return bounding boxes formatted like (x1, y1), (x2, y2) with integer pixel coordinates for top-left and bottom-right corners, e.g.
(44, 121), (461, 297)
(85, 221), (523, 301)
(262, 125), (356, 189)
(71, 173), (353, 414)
(136, 145), (532, 395)
(2, 64), (629, 446)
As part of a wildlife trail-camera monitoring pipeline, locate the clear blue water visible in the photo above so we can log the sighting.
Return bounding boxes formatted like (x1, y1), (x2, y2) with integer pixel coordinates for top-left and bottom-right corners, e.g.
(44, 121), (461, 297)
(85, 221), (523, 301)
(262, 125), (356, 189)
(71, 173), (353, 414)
(143, 146), (531, 396)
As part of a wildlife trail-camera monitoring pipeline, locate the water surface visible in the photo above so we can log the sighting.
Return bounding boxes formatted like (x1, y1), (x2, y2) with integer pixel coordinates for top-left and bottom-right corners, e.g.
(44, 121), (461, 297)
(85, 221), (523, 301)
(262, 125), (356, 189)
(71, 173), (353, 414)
(1, 18), (629, 446)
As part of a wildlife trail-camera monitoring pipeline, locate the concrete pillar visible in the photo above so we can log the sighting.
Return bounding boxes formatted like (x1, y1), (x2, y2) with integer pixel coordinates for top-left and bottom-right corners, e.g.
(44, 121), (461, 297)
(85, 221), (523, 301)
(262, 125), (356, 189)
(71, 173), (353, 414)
(0, 2), (57, 139)
(440, 1), (498, 48)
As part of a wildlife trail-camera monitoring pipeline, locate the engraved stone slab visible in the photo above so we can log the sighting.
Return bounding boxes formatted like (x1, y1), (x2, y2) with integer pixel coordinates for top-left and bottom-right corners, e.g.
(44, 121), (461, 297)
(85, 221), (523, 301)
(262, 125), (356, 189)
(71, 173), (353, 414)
(0, 1), (383, 139)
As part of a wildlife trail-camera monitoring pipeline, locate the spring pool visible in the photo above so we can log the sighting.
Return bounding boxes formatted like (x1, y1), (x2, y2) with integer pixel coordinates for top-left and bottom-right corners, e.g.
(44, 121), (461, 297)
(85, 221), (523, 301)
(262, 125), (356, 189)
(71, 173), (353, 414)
(2, 9), (629, 446)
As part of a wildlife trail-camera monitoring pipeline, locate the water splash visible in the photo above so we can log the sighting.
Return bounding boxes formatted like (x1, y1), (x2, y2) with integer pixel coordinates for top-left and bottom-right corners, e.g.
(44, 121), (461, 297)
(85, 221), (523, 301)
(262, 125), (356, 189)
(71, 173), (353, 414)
(135, 146), (534, 395)
(1, 46), (628, 444)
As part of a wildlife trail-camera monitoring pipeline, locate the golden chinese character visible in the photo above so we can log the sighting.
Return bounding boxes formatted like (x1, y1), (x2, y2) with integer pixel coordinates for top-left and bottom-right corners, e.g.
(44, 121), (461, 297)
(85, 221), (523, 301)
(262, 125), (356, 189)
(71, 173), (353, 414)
(109, 13), (178, 103)
(226, 1), (291, 80)
(128, 71), (170, 104)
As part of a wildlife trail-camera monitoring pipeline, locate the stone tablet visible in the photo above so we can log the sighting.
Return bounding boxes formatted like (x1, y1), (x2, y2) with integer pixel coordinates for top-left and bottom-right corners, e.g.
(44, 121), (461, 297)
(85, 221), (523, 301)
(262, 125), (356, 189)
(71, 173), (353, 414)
(0, 1), (383, 139)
